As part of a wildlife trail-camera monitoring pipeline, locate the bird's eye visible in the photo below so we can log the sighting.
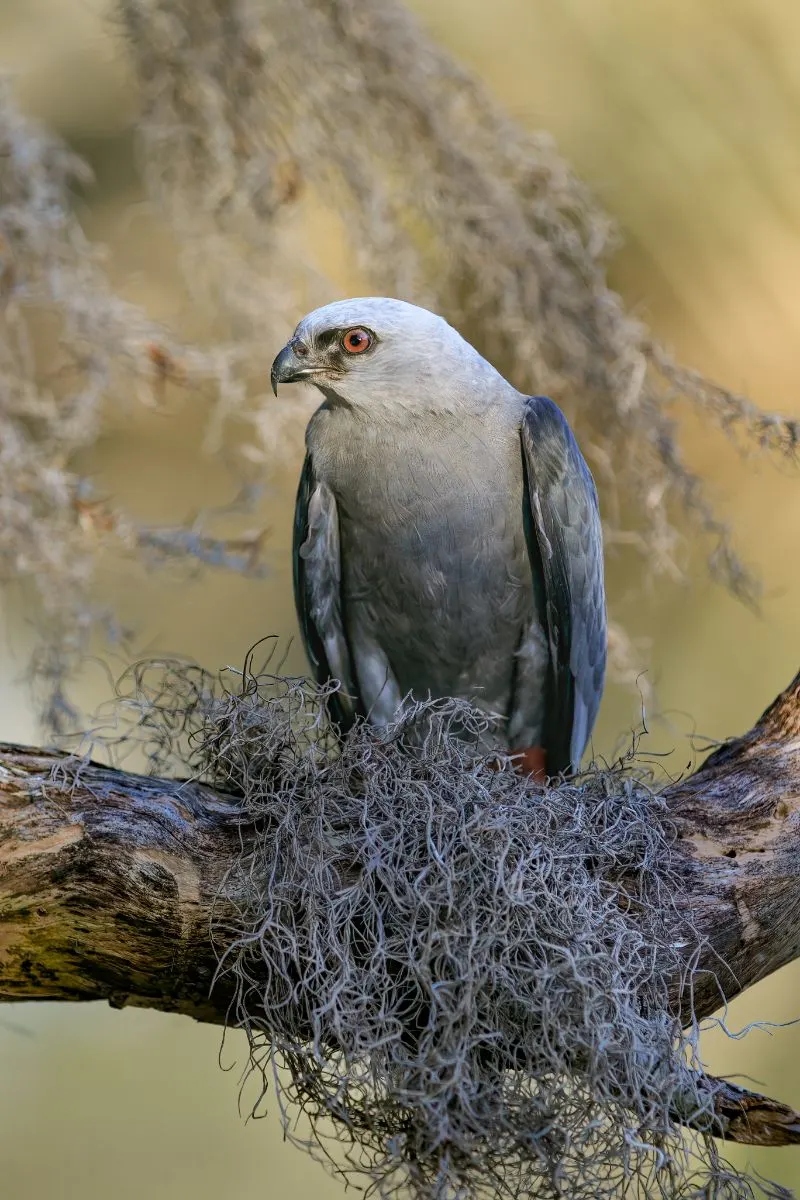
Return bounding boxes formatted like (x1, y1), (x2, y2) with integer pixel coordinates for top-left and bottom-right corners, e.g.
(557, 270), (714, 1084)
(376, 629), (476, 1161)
(342, 328), (372, 354)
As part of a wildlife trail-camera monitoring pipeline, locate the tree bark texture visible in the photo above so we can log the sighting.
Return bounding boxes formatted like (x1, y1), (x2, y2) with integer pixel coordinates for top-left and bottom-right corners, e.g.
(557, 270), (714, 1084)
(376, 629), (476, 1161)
(2, 670), (800, 1146)
(0, 750), (239, 1021)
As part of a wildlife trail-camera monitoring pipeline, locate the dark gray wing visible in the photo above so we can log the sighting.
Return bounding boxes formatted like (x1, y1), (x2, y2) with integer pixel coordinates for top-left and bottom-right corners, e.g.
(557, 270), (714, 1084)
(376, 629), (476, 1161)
(519, 396), (607, 774)
(293, 453), (363, 732)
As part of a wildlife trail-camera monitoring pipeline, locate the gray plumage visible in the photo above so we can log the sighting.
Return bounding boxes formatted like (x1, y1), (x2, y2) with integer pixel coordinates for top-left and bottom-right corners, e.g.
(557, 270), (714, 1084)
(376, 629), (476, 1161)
(272, 297), (606, 775)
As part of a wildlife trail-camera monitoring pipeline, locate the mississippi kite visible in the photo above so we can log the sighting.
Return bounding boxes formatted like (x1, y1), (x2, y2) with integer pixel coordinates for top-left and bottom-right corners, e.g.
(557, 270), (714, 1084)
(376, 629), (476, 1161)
(271, 298), (606, 777)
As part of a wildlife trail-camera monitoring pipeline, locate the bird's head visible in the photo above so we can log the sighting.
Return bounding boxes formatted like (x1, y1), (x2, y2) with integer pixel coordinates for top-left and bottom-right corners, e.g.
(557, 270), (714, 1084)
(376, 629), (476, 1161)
(270, 297), (512, 415)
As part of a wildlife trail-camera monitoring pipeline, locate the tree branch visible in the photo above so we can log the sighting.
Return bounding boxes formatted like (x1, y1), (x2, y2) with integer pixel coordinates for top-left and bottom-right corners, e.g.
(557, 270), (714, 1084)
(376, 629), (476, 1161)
(1, 672), (800, 1147)
(666, 669), (800, 1020)
(0, 748), (239, 1021)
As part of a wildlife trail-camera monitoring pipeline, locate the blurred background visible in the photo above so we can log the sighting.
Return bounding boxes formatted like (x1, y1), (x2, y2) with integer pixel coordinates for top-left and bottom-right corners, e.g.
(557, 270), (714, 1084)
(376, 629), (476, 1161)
(2, 0), (800, 1195)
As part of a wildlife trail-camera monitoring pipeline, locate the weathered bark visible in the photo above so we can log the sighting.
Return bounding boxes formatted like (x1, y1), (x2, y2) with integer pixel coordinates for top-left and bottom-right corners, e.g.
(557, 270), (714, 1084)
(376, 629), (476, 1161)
(666, 671), (800, 1020)
(1, 670), (800, 1147)
(0, 748), (240, 1021)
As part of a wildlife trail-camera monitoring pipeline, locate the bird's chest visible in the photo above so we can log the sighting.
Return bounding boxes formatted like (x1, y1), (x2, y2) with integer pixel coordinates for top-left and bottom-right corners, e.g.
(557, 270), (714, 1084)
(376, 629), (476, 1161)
(308, 409), (532, 638)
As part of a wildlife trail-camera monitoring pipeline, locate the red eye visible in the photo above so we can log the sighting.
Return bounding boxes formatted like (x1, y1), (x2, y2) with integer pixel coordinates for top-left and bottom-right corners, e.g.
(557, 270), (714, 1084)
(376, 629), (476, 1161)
(342, 328), (372, 354)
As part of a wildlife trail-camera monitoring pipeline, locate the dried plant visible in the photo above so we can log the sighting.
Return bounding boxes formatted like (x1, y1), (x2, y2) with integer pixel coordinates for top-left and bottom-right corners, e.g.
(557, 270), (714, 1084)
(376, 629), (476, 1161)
(0, 80), (262, 724)
(98, 658), (782, 1199)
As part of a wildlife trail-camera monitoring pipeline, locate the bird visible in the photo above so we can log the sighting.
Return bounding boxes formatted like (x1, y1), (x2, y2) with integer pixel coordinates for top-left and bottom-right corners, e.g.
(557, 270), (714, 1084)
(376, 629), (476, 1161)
(271, 297), (606, 779)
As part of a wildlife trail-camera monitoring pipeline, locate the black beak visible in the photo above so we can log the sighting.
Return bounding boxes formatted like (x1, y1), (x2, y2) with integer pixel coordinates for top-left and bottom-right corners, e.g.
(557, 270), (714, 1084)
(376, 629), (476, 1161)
(270, 343), (317, 396)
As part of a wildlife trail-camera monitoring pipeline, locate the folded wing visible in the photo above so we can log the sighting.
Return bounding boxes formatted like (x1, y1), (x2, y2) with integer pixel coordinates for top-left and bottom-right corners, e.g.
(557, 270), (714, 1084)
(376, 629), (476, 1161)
(293, 454), (362, 731)
(519, 396), (607, 773)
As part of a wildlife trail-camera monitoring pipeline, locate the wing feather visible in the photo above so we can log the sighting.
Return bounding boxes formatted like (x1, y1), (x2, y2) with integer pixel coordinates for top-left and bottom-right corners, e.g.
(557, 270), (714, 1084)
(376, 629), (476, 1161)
(293, 453), (362, 731)
(519, 396), (607, 773)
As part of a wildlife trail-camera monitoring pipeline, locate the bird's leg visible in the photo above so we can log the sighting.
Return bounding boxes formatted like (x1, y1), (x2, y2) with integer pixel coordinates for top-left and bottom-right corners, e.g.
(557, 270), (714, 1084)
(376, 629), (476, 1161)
(509, 745), (548, 784)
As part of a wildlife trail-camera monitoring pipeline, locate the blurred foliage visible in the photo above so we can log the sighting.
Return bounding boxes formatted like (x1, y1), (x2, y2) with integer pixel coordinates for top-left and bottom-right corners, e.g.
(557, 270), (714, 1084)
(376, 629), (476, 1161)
(2, 0), (798, 728)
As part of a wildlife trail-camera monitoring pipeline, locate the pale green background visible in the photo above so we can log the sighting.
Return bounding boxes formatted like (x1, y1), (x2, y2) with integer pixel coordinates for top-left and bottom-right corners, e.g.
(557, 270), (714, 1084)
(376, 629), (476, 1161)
(2, 0), (800, 1195)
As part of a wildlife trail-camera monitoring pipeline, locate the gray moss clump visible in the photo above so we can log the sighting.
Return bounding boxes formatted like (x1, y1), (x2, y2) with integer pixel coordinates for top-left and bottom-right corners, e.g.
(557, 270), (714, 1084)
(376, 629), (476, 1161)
(105, 660), (769, 1200)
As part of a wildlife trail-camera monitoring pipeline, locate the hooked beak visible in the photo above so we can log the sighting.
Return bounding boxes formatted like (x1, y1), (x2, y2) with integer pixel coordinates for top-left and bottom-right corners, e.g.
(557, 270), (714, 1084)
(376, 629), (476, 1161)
(270, 342), (323, 396)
